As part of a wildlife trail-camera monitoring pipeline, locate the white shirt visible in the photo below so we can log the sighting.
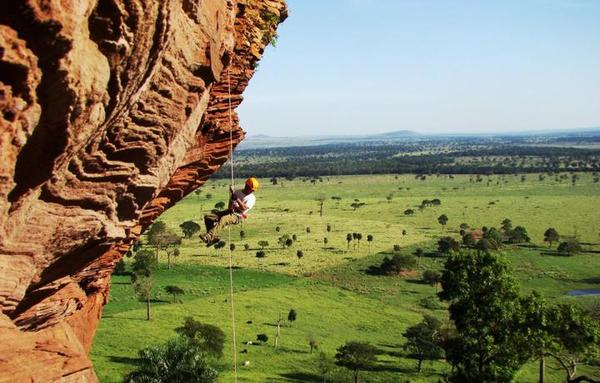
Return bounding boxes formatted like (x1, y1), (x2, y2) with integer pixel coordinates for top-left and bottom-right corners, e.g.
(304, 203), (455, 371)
(231, 190), (256, 217)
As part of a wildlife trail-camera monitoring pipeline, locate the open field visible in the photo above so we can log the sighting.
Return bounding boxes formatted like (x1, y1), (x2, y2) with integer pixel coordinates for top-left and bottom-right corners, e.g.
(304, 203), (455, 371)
(91, 173), (600, 382)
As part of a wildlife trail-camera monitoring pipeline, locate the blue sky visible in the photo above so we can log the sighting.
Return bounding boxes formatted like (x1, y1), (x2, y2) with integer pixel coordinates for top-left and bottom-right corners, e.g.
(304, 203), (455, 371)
(237, 0), (600, 136)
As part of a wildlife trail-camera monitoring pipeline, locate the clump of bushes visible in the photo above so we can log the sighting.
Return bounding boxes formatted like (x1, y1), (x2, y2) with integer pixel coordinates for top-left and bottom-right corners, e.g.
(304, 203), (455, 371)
(369, 254), (417, 275)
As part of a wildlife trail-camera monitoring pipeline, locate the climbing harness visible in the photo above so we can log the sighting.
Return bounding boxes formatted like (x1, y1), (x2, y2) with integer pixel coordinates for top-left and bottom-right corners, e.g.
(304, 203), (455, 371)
(226, 68), (239, 383)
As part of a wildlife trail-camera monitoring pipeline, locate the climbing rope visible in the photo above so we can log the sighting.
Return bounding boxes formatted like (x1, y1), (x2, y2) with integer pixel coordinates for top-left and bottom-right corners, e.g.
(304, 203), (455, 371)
(226, 67), (238, 383)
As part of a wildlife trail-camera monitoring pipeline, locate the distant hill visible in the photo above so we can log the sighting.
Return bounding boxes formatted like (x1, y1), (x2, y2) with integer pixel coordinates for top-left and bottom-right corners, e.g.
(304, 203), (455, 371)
(240, 127), (600, 149)
(240, 130), (419, 149)
(373, 130), (418, 138)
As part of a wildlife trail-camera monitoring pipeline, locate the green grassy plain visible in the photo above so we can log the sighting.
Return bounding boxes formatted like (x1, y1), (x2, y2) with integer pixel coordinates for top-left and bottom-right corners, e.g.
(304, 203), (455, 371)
(91, 174), (600, 382)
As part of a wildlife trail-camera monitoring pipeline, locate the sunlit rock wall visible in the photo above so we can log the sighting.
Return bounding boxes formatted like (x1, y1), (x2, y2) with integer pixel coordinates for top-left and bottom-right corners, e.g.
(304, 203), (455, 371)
(0, 0), (286, 381)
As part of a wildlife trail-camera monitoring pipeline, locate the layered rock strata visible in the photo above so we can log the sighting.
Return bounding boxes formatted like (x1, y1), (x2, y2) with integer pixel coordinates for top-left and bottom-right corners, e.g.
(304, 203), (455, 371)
(0, 0), (287, 381)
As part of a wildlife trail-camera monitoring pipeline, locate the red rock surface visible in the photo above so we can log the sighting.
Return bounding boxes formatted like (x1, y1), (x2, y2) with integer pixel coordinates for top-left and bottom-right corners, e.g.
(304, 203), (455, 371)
(0, 1), (287, 381)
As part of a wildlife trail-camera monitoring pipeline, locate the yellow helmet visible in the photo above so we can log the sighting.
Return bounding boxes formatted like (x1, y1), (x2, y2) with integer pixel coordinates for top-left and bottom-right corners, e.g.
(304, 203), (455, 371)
(245, 177), (260, 191)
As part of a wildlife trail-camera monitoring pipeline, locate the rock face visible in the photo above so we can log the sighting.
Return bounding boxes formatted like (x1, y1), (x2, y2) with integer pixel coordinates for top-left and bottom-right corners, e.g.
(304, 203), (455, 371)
(0, 0), (286, 381)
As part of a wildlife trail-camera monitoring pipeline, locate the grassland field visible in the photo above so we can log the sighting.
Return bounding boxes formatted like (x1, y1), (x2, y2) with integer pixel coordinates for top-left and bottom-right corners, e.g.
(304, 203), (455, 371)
(91, 173), (600, 383)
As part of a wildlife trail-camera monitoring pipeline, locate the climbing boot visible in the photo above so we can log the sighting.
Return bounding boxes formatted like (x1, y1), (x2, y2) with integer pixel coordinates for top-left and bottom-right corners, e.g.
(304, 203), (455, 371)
(199, 233), (209, 243)
(206, 237), (220, 248)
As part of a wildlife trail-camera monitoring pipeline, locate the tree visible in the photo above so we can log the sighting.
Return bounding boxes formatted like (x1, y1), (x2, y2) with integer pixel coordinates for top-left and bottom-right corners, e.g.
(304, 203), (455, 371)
(315, 194), (326, 217)
(355, 233), (363, 249)
(437, 214), (448, 231)
(422, 270), (441, 287)
(296, 250), (304, 261)
(518, 292), (600, 383)
(484, 227), (504, 249)
(258, 240), (269, 250)
(179, 220), (201, 238)
(557, 239), (582, 256)
(278, 235), (293, 248)
(273, 312), (283, 348)
(256, 250), (266, 258)
(213, 240), (226, 255)
(114, 259), (127, 275)
(134, 276), (153, 321)
(256, 333), (269, 343)
(350, 201), (366, 211)
(239, 230), (246, 240)
(386, 193), (393, 203)
(379, 254), (417, 275)
(404, 208), (415, 216)
(508, 226), (530, 243)
(475, 238), (493, 254)
(317, 351), (335, 383)
(346, 233), (352, 250)
(323, 237), (328, 248)
(414, 248), (424, 259)
(546, 304), (599, 382)
(214, 201), (225, 210)
(132, 240), (143, 252)
(165, 246), (180, 269)
(147, 223), (181, 265)
(306, 226), (311, 234)
(287, 309), (297, 326)
(326, 224), (332, 232)
(132, 249), (156, 278)
(403, 315), (444, 372)
(124, 337), (217, 383)
(367, 234), (373, 253)
(437, 236), (460, 254)
(543, 228), (560, 248)
(307, 334), (319, 353)
(244, 243), (250, 251)
(146, 221), (166, 261)
(462, 233), (476, 247)
(501, 218), (513, 234)
(175, 317), (226, 358)
(165, 285), (185, 303)
(335, 341), (377, 383)
(438, 251), (527, 382)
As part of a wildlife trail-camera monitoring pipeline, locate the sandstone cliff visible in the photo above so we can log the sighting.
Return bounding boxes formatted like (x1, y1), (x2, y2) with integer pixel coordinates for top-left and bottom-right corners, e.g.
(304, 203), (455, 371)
(0, 0), (286, 381)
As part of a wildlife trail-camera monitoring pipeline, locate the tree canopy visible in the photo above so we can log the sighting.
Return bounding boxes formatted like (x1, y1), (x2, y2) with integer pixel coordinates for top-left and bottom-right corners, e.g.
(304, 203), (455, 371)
(437, 236), (460, 254)
(179, 221), (201, 238)
(438, 251), (525, 382)
(377, 254), (417, 275)
(543, 228), (560, 247)
(557, 239), (582, 256)
(124, 337), (217, 383)
(335, 341), (377, 383)
(175, 317), (226, 358)
(403, 315), (444, 372)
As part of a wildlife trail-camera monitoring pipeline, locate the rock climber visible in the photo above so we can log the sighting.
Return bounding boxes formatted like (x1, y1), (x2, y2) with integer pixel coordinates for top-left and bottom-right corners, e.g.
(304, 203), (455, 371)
(200, 177), (259, 247)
